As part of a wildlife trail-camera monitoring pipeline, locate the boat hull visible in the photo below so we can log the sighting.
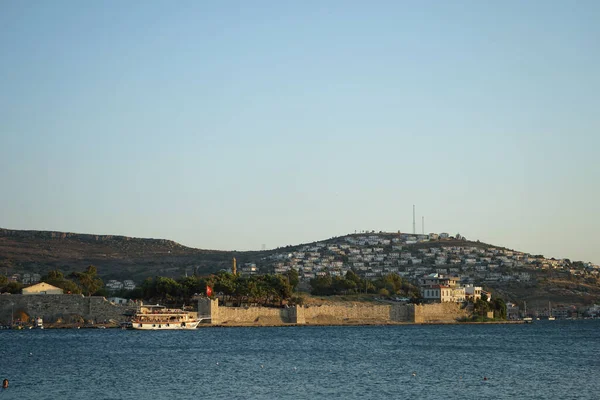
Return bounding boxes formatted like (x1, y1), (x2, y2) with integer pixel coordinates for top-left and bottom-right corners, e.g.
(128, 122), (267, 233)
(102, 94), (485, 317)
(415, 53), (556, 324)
(131, 321), (200, 330)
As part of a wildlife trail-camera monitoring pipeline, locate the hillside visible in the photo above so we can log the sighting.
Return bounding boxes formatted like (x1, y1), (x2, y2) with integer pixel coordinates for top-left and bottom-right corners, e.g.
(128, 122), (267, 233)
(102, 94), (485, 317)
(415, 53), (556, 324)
(1, 228), (599, 306)
(0, 228), (235, 281)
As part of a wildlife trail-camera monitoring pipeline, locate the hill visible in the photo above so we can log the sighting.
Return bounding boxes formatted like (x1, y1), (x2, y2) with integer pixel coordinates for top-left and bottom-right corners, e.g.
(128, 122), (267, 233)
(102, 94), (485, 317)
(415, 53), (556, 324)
(0, 228), (235, 281)
(1, 228), (599, 306)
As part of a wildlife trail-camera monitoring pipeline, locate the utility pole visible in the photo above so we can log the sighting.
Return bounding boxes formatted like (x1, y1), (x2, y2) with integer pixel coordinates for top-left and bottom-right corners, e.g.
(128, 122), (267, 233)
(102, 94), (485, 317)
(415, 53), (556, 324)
(413, 205), (416, 234)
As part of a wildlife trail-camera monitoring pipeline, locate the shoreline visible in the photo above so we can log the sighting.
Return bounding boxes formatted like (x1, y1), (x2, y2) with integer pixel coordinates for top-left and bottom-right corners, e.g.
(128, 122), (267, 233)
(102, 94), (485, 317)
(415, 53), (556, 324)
(9, 319), (526, 330)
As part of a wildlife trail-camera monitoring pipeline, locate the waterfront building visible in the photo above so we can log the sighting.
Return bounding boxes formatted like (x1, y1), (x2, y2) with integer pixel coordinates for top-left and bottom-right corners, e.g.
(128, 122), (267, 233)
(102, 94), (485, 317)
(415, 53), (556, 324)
(464, 285), (484, 301)
(420, 273), (465, 303)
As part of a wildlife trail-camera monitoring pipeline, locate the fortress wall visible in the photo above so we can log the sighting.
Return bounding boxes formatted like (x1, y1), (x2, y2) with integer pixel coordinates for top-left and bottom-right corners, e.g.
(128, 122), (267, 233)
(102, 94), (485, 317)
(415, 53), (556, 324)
(0, 295), (134, 324)
(413, 302), (469, 323)
(196, 299), (464, 325)
(390, 304), (414, 322)
(200, 299), (471, 326)
(197, 298), (290, 325)
(217, 306), (289, 324)
(301, 304), (392, 323)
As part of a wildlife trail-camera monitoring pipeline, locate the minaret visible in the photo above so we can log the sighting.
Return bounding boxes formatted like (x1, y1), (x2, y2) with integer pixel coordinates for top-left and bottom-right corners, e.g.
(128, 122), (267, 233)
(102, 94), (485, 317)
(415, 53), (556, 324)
(232, 257), (237, 275)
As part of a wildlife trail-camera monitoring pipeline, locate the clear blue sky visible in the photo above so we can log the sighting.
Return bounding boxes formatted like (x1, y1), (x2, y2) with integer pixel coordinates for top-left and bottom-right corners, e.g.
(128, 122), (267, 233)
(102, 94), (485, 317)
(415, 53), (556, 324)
(1, 1), (599, 263)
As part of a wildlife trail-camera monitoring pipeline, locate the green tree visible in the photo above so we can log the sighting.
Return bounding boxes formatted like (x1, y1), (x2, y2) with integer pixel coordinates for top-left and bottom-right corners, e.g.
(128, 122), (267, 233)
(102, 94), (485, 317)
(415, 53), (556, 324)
(310, 275), (334, 296)
(1, 281), (24, 294)
(42, 269), (82, 294)
(491, 298), (507, 319)
(77, 265), (104, 296)
(155, 276), (182, 302)
(473, 298), (490, 317)
(345, 270), (362, 285)
(285, 269), (299, 292)
(46, 269), (64, 280)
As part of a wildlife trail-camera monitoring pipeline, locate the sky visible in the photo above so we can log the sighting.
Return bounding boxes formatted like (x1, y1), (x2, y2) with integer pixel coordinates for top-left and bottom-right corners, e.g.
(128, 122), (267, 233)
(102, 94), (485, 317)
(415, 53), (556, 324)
(1, 1), (599, 263)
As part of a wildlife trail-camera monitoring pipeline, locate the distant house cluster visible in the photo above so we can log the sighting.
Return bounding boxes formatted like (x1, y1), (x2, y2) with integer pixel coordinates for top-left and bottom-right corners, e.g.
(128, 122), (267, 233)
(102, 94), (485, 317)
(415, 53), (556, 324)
(105, 279), (136, 292)
(247, 232), (599, 297)
(6, 273), (41, 285)
(507, 302), (600, 320)
(263, 232), (571, 282)
(239, 263), (258, 276)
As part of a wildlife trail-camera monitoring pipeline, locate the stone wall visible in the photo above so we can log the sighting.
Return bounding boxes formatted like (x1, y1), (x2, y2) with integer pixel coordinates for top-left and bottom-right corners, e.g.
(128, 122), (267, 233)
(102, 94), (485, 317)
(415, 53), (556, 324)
(0, 294), (135, 324)
(217, 306), (290, 325)
(197, 298), (289, 325)
(390, 304), (415, 322)
(413, 302), (469, 323)
(197, 298), (468, 325)
(302, 304), (391, 324)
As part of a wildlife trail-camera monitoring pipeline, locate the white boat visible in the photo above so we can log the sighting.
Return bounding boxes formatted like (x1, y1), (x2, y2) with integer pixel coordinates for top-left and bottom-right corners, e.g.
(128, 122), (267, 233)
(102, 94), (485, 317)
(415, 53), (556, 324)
(131, 305), (201, 330)
(523, 301), (533, 323)
(548, 301), (555, 320)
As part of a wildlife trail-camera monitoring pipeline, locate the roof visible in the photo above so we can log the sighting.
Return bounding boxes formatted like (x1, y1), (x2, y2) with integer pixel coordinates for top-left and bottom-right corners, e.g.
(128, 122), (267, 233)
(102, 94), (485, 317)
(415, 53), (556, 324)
(22, 282), (63, 293)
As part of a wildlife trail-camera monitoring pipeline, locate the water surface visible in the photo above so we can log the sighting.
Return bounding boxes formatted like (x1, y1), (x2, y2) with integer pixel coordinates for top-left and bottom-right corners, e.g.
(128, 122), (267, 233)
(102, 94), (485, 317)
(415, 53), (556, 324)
(1, 321), (599, 399)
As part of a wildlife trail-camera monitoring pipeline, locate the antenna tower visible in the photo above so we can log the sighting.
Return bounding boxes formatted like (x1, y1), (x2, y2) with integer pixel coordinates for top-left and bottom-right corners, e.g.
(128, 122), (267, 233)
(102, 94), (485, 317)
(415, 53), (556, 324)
(412, 205), (416, 234)
(422, 216), (424, 235)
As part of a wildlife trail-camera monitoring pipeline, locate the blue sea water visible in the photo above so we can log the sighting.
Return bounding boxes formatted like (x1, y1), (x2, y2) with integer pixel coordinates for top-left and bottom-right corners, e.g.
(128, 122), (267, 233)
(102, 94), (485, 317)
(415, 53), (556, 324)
(1, 321), (599, 399)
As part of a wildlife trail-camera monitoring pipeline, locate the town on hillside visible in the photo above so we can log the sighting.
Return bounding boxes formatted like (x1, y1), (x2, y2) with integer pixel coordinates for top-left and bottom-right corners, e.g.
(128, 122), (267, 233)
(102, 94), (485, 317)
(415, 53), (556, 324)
(241, 232), (600, 318)
(3, 231), (600, 319)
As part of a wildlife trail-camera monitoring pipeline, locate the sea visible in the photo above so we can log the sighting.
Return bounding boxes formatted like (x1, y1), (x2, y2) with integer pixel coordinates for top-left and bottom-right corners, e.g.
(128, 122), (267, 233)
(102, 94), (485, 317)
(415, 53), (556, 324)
(1, 320), (599, 399)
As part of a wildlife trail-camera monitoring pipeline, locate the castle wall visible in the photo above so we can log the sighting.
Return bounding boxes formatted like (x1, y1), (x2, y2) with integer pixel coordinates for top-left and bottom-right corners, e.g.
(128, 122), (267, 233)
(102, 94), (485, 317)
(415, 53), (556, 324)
(0, 294), (134, 324)
(413, 302), (469, 323)
(301, 304), (391, 323)
(196, 298), (469, 326)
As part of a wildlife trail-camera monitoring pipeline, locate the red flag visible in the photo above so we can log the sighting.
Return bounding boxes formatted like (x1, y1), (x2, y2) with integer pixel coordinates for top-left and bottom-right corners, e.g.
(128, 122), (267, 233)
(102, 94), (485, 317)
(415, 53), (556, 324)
(206, 285), (213, 297)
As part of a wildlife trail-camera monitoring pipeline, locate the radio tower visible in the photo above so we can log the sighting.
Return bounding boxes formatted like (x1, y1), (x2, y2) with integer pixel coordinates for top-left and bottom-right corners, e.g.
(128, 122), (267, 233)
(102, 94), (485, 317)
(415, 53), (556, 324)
(413, 205), (416, 234)
(422, 216), (425, 235)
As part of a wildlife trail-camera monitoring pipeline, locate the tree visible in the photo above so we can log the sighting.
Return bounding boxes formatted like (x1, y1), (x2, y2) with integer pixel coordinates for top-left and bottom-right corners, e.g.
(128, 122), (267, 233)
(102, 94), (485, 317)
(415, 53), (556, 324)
(491, 298), (507, 319)
(271, 275), (292, 306)
(42, 269), (82, 294)
(46, 270), (64, 280)
(1, 281), (23, 294)
(155, 276), (182, 302)
(345, 270), (361, 285)
(473, 298), (490, 317)
(285, 269), (299, 292)
(310, 275), (334, 296)
(77, 265), (104, 296)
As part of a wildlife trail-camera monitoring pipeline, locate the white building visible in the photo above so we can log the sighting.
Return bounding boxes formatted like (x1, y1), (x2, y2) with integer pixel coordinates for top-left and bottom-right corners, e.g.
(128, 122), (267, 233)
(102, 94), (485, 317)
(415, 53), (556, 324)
(22, 282), (63, 295)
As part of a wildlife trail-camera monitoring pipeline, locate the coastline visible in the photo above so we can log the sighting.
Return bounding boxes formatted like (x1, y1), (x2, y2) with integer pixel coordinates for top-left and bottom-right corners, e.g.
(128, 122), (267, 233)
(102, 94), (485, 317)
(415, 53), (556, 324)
(19, 319), (526, 330)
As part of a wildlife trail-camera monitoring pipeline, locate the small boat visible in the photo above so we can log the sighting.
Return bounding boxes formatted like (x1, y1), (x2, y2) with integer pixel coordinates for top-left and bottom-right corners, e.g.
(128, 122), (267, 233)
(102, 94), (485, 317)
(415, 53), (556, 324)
(548, 301), (555, 320)
(523, 301), (533, 323)
(131, 305), (201, 330)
